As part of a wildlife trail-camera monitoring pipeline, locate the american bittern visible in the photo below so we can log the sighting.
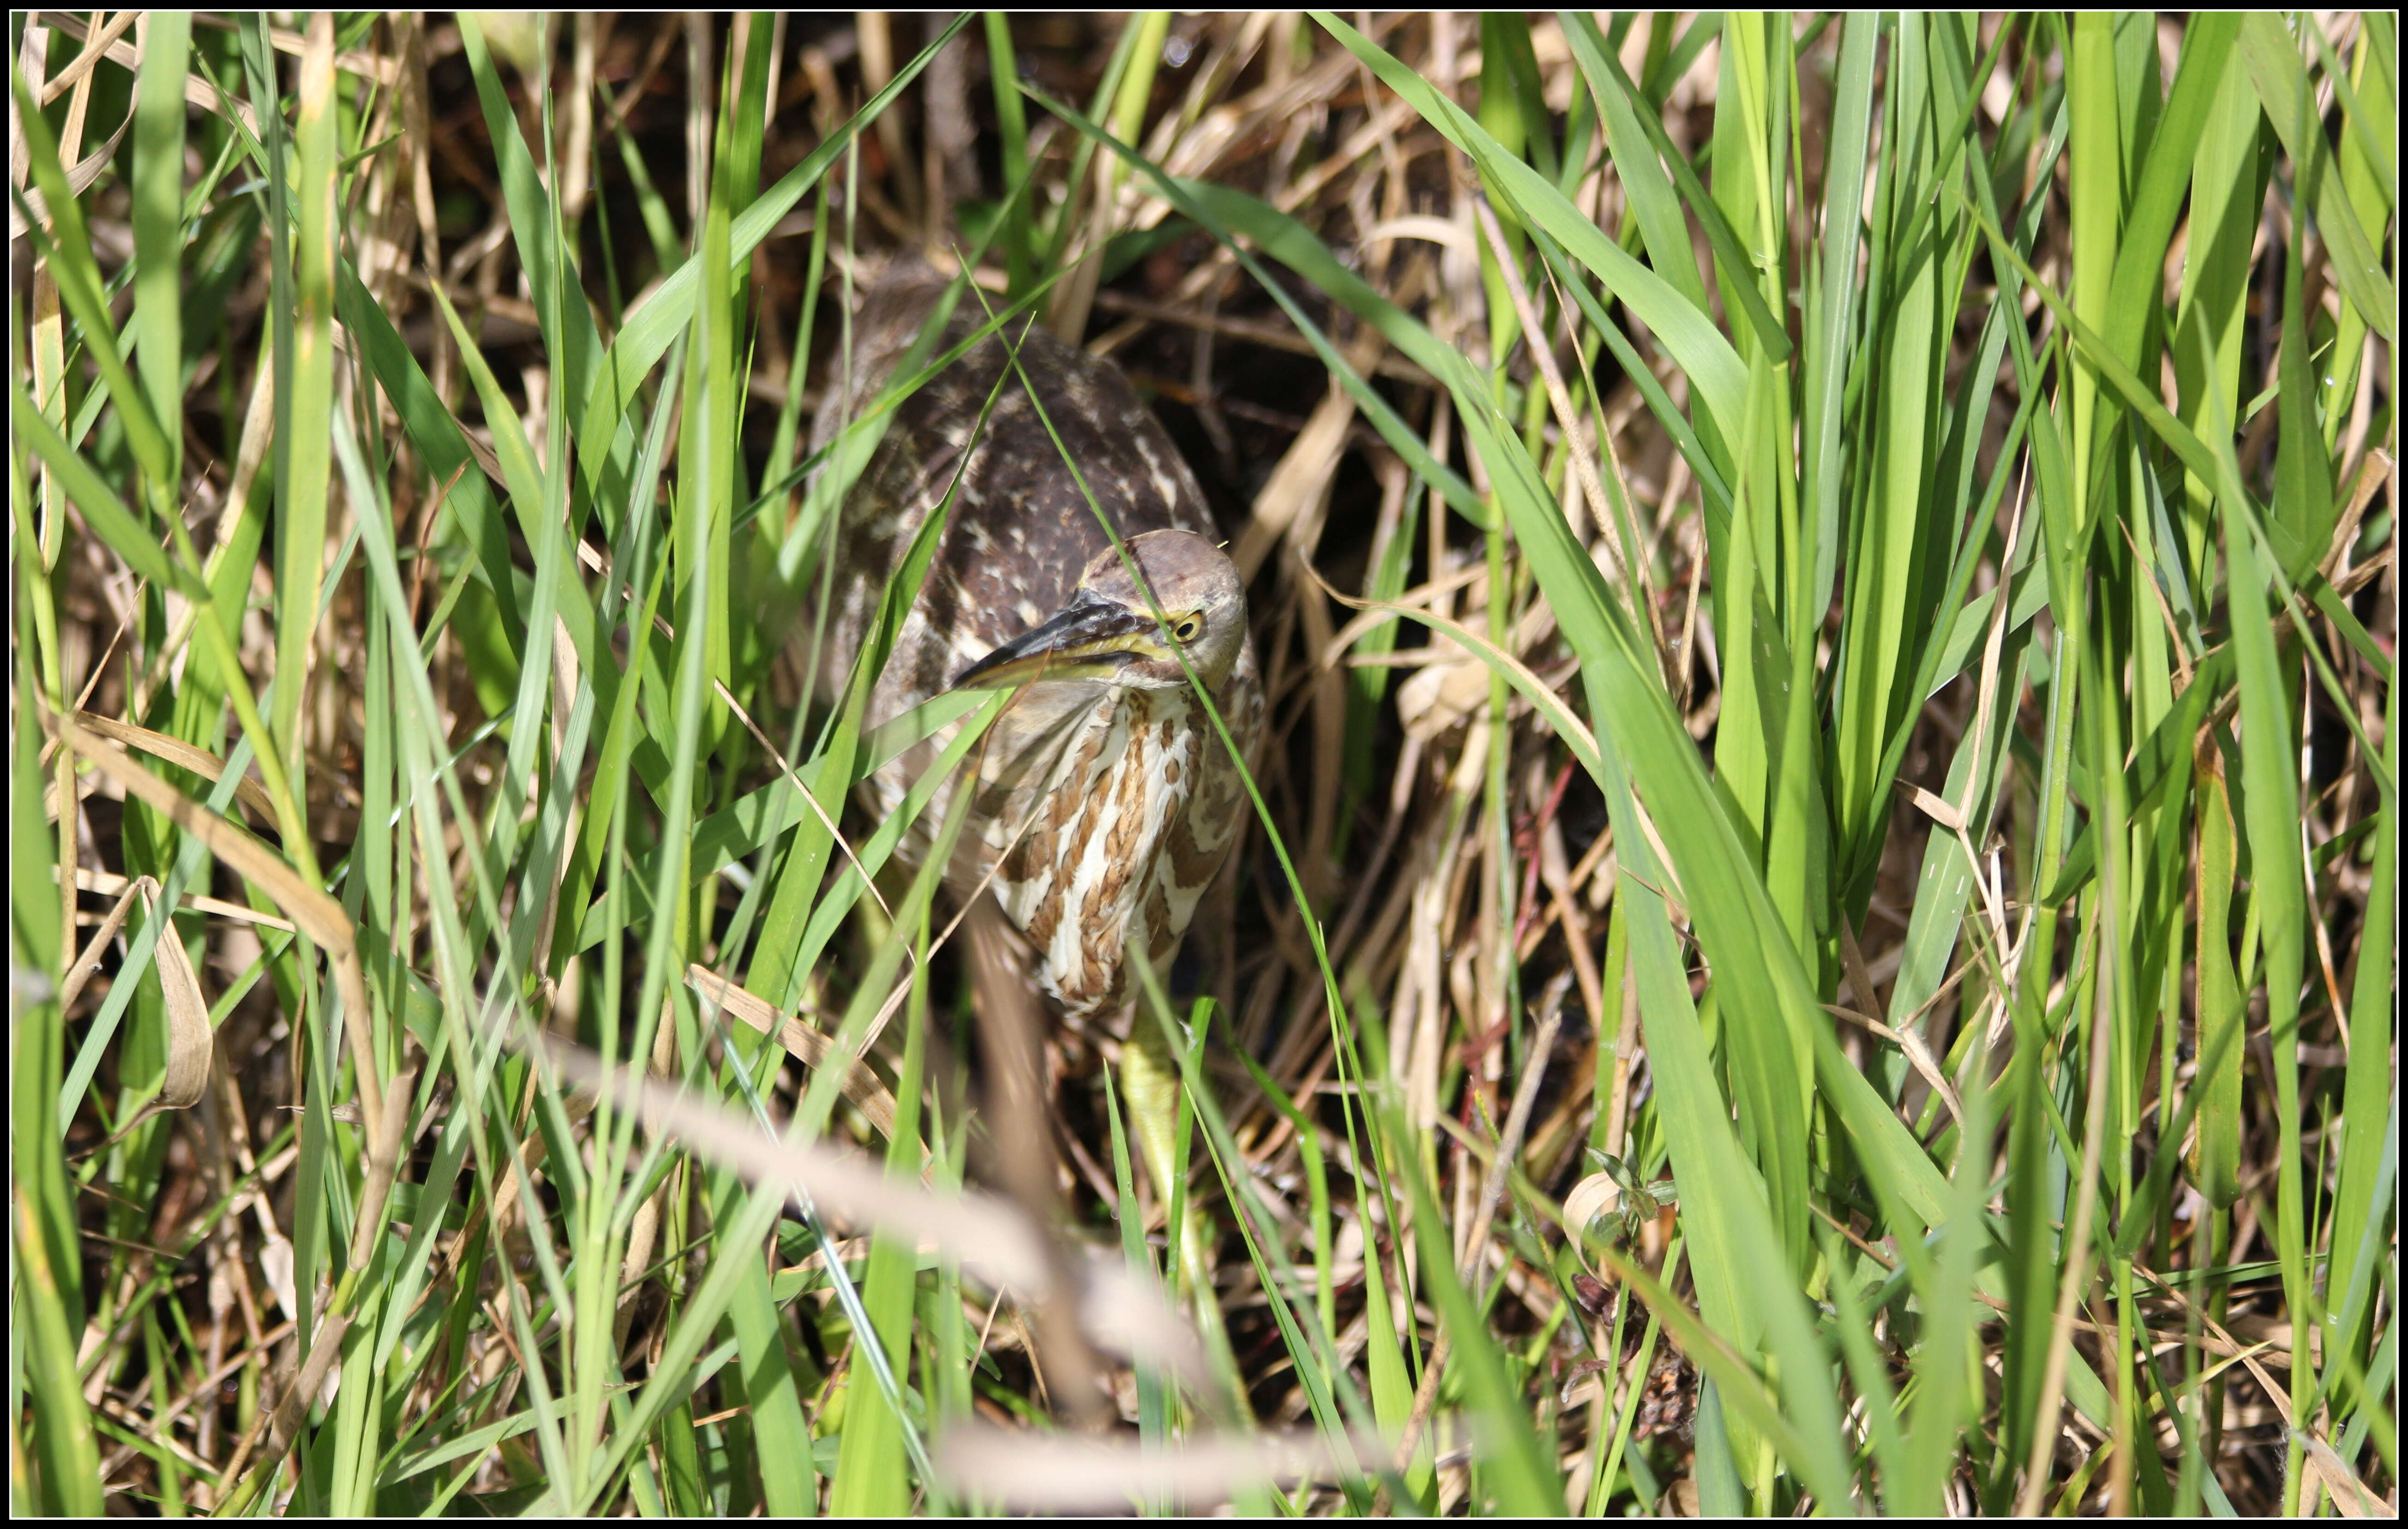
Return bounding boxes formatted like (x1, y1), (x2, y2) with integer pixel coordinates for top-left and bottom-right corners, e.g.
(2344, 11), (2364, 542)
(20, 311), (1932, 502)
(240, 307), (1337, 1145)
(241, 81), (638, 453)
(814, 258), (1263, 1030)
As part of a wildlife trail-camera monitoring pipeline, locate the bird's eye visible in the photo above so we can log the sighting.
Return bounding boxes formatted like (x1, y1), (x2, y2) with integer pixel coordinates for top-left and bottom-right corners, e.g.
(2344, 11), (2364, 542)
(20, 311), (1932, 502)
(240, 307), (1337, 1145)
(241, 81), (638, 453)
(1173, 616), (1201, 642)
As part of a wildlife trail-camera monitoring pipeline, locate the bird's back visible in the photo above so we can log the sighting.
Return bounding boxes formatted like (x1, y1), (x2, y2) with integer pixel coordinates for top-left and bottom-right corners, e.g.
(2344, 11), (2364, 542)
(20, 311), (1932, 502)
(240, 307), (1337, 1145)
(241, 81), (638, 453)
(815, 261), (1230, 731)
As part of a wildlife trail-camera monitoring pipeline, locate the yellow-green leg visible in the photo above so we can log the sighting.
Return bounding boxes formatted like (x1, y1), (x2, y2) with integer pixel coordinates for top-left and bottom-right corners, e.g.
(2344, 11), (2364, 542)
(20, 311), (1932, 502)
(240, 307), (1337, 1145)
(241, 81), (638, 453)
(1118, 1003), (1246, 1413)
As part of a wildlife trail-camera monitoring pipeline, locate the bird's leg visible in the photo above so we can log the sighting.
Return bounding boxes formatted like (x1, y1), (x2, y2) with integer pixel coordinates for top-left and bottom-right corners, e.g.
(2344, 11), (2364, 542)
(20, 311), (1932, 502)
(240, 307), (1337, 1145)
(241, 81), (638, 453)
(1118, 995), (1227, 1355)
(1118, 997), (1186, 1234)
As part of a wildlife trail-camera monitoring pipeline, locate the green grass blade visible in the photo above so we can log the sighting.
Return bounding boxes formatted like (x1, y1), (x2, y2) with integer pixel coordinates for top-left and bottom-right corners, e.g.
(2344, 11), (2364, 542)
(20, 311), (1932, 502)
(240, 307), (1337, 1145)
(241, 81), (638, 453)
(1799, 11), (1880, 620)
(9, 631), (98, 1514)
(1562, 12), (1790, 362)
(271, 14), (341, 797)
(130, 12), (191, 488)
(7, 68), (174, 498)
(1311, 11), (1747, 453)
(2327, 672), (2397, 1394)
(2237, 14), (2396, 343)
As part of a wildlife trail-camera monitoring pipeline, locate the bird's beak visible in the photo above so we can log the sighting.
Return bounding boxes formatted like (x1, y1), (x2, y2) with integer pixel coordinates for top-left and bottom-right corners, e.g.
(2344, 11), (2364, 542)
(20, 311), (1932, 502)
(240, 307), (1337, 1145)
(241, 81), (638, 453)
(950, 590), (1160, 690)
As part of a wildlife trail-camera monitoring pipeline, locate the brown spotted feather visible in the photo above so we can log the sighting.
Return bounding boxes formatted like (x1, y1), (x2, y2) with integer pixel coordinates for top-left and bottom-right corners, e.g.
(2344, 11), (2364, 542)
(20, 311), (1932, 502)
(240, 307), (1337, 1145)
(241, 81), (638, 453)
(815, 259), (1262, 1019)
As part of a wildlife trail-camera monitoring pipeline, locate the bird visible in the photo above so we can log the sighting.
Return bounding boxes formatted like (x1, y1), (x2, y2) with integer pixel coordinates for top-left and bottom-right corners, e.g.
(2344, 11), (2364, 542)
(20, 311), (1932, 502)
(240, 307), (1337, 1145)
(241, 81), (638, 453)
(811, 258), (1262, 1023)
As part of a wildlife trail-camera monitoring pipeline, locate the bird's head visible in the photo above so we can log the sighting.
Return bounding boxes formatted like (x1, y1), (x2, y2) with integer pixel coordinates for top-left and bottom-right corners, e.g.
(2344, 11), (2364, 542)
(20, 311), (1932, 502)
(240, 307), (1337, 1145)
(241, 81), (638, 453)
(952, 529), (1247, 695)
